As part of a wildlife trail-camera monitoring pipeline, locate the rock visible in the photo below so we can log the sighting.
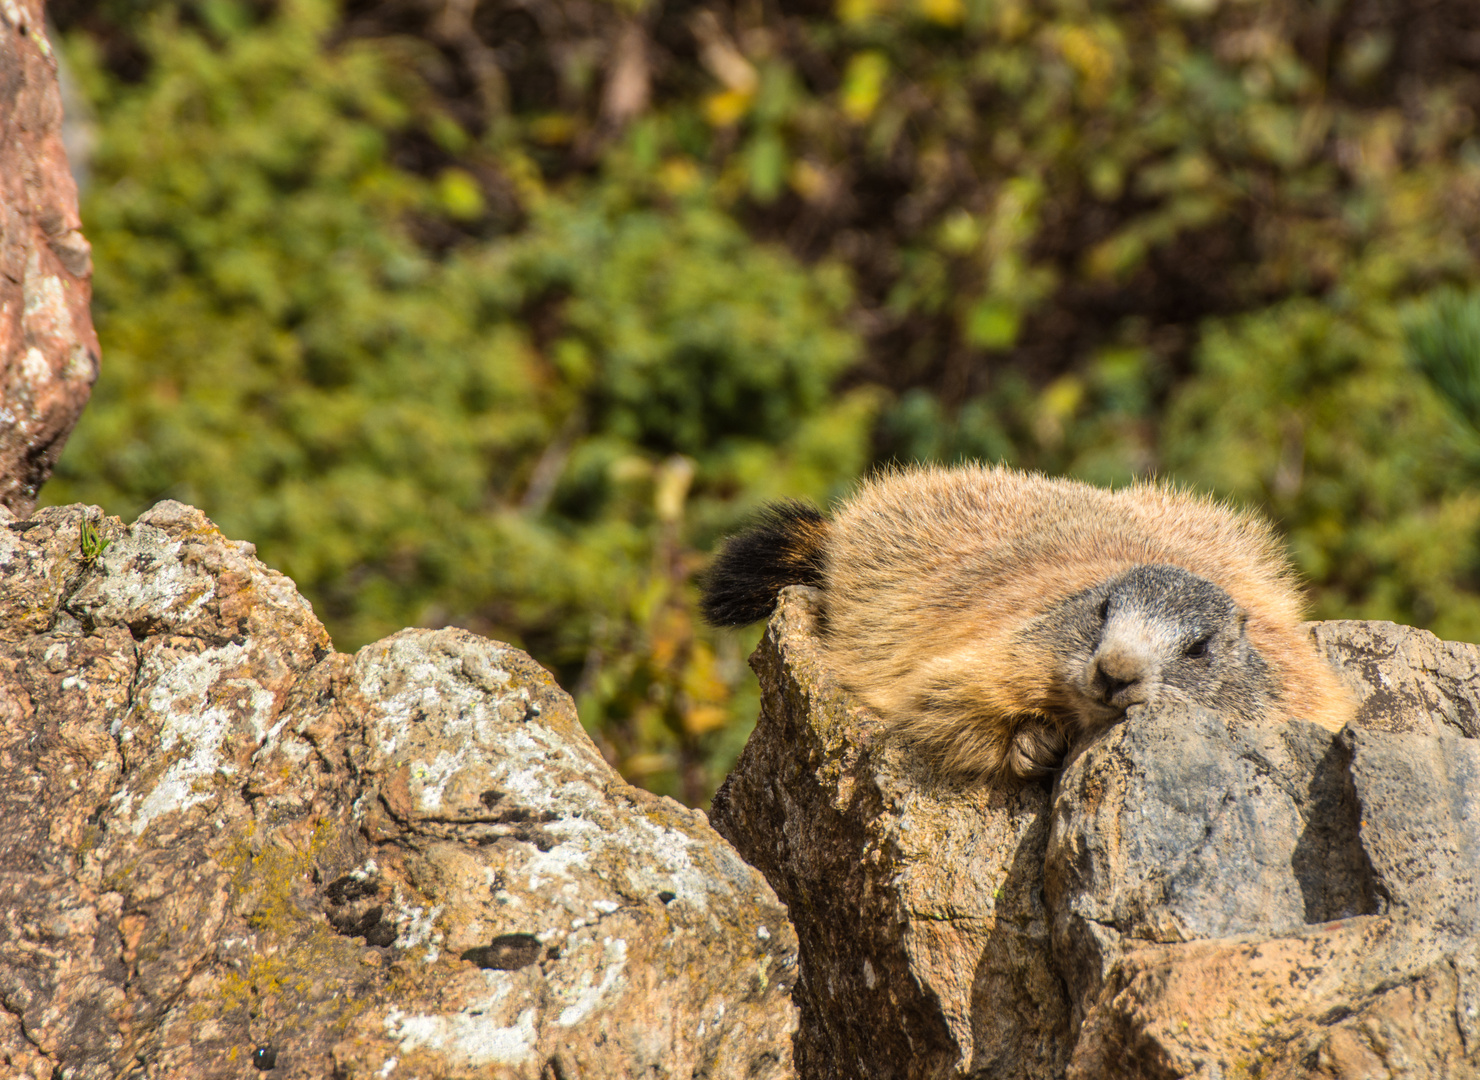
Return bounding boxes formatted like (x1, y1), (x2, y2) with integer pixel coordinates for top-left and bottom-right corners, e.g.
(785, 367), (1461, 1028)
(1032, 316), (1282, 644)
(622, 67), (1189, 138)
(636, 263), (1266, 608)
(0, 503), (798, 1080)
(1313, 619), (1480, 738)
(1049, 711), (1480, 1077)
(711, 588), (1480, 1079)
(0, 2), (99, 515)
(710, 587), (1071, 1079)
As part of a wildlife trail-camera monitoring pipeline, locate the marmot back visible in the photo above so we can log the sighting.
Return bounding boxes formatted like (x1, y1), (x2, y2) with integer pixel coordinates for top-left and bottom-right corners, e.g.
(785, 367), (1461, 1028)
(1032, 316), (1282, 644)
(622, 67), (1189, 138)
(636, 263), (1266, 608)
(703, 464), (1353, 781)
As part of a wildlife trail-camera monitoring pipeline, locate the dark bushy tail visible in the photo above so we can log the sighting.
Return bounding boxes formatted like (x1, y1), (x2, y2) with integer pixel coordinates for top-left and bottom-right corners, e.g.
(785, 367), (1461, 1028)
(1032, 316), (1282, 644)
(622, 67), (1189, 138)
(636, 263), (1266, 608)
(700, 501), (831, 626)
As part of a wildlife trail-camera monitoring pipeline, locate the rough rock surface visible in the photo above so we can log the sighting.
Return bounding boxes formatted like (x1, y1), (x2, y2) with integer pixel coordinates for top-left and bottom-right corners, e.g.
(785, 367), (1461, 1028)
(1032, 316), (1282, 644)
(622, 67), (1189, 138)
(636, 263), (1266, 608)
(711, 588), (1480, 1079)
(0, 502), (798, 1079)
(0, 2), (99, 514)
(711, 588), (1070, 1079)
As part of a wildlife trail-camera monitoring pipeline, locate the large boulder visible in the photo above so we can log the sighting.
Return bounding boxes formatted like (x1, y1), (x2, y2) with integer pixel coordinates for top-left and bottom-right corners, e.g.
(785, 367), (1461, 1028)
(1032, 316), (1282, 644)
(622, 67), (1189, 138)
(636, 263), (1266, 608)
(710, 586), (1480, 1079)
(1049, 709), (1479, 1078)
(0, 3), (98, 514)
(0, 502), (798, 1079)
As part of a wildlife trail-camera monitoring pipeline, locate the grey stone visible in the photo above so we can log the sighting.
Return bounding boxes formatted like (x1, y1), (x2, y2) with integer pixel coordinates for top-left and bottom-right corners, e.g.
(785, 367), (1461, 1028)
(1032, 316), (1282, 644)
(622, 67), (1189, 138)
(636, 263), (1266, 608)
(1347, 727), (1480, 943)
(1314, 619), (1480, 738)
(716, 590), (1480, 1079)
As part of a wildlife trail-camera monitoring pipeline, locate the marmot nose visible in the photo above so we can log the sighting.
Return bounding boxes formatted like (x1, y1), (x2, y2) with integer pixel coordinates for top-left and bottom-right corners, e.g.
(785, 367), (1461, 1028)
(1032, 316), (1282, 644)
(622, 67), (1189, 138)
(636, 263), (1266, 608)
(1097, 669), (1138, 699)
(1092, 653), (1151, 706)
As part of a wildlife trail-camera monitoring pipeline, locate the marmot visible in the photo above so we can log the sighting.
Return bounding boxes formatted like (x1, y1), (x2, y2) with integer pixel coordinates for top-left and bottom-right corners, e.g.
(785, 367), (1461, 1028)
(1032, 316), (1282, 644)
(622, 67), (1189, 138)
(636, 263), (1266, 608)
(702, 464), (1353, 782)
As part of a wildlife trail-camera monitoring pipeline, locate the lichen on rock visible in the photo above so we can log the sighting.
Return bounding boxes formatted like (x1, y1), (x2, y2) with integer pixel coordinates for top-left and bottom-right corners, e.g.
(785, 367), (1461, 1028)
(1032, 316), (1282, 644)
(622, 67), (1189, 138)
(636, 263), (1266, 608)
(0, 502), (797, 1080)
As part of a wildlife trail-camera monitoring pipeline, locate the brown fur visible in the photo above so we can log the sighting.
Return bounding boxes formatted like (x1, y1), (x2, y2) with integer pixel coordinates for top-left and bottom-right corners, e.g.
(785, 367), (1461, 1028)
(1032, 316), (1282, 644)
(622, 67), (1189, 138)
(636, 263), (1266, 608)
(711, 464), (1354, 782)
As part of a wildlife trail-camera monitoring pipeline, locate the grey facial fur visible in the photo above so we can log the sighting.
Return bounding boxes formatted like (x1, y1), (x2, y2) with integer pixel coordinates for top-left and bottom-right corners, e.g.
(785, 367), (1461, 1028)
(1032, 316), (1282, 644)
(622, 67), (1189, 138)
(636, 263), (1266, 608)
(1030, 563), (1278, 737)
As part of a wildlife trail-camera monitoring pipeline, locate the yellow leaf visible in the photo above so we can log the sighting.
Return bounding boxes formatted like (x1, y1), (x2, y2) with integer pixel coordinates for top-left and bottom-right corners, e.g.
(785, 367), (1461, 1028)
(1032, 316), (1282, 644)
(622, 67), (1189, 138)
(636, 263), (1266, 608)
(1042, 376), (1084, 420)
(837, 0), (883, 26)
(915, 0), (963, 27)
(654, 455), (695, 522)
(789, 159), (831, 203)
(528, 113), (578, 145)
(435, 169), (485, 221)
(997, 1), (1029, 40)
(622, 752), (672, 779)
(841, 52), (889, 123)
(659, 157), (702, 195)
(1085, 231), (1146, 282)
(1055, 25), (1115, 104)
(681, 705), (729, 736)
(705, 88), (754, 127)
(1034, 376), (1084, 448)
(964, 300), (1020, 349)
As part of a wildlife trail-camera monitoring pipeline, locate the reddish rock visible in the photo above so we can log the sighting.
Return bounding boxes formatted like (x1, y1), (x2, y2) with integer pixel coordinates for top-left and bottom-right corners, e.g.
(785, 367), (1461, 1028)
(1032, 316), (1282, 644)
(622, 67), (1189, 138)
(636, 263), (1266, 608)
(0, 1), (99, 515)
(0, 502), (798, 1079)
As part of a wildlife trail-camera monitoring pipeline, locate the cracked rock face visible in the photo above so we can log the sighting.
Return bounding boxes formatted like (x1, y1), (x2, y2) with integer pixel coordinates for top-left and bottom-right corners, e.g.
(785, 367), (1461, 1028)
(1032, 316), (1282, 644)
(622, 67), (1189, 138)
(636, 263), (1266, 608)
(0, 1), (99, 515)
(711, 588), (1480, 1079)
(0, 502), (798, 1080)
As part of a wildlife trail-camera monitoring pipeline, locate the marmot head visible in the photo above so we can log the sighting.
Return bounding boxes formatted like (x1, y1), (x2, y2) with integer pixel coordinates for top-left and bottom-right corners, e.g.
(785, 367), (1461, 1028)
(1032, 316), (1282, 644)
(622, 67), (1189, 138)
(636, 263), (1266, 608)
(1039, 563), (1278, 736)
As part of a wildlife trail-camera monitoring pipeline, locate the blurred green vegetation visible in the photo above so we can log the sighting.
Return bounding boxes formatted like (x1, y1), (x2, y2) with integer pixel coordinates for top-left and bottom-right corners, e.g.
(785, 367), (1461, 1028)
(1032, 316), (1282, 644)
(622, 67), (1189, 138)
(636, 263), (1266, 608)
(45, 0), (1480, 801)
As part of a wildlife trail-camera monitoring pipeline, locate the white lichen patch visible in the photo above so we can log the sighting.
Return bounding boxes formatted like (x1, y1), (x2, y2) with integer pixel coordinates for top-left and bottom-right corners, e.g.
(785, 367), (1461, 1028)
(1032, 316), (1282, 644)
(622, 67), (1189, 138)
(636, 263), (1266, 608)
(383, 1000), (538, 1067)
(346, 627), (790, 1029)
(480, 734), (610, 812)
(553, 936), (628, 1027)
(490, 787), (725, 911)
(64, 343), (93, 383)
(521, 818), (602, 890)
(25, 16), (51, 58)
(87, 529), (216, 627)
(357, 638), (511, 756)
(116, 643), (275, 835)
(353, 859), (380, 880)
(21, 346), (50, 387)
(603, 814), (727, 910)
(357, 641), (613, 827)
(408, 748), (479, 813)
(397, 706), (732, 909)
(389, 896), (444, 958)
(0, 523), (24, 568)
(254, 709), (308, 763)
(22, 249), (68, 336)
(264, 727), (311, 764)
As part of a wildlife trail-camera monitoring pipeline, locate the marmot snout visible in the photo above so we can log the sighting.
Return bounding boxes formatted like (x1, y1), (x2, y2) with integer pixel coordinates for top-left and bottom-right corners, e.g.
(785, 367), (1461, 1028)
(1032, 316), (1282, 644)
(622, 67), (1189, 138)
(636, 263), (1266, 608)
(1038, 565), (1276, 759)
(703, 465), (1353, 782)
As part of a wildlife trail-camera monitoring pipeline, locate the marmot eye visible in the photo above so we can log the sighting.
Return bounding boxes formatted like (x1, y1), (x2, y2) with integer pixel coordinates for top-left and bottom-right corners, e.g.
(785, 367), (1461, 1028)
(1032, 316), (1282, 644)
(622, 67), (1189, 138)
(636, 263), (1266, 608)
(1098, 596), (1111, 621)
(1185, 636), (1211, 658)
